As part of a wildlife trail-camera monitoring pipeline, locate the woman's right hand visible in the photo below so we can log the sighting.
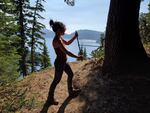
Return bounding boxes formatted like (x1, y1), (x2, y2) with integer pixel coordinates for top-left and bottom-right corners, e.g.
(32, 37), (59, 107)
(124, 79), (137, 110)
(78, 55), (83, 60)
(75, 31), (78, 37)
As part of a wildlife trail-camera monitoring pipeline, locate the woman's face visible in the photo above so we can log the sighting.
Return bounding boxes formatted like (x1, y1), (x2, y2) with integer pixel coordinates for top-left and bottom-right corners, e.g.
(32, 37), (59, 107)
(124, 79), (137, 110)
(56, 28), (66, 36)
(60, 28), (66, 35)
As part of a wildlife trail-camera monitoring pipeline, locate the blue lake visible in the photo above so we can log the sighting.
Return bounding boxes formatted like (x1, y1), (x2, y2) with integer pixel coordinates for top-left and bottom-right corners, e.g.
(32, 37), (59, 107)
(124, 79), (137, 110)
(17, 37), (100, 80)
(45, 38), (100, 65)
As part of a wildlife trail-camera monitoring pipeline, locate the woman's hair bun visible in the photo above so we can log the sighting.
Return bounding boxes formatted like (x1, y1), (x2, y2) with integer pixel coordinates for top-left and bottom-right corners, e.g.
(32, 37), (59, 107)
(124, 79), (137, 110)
(49, 19), (66, 33)
(49, 19), (54, 27)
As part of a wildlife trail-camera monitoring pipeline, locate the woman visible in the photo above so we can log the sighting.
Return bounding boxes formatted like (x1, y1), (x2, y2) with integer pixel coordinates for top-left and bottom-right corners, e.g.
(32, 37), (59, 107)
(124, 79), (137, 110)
(46, 20), (83, 106)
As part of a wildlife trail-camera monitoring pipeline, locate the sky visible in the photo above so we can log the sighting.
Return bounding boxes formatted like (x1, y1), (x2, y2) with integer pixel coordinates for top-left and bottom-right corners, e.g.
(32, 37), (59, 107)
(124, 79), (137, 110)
(37, 0), (150, 34)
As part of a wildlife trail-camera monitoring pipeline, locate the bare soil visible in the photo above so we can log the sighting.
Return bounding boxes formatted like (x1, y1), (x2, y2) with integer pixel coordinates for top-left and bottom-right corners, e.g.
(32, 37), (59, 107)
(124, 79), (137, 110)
(2, 58), (150, 113)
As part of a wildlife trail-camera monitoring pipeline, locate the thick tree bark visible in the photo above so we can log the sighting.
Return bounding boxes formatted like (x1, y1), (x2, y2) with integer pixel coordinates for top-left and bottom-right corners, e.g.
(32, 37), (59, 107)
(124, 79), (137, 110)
(102, 0), (149, 75)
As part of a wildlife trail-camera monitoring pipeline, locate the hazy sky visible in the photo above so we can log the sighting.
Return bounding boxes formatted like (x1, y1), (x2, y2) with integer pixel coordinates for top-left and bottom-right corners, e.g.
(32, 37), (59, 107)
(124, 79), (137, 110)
(37, 0), (150, 34)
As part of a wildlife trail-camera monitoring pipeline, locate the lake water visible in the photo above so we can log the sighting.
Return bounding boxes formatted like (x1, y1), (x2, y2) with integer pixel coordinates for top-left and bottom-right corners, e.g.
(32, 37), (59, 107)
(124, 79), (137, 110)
(45, 38), (100, 65)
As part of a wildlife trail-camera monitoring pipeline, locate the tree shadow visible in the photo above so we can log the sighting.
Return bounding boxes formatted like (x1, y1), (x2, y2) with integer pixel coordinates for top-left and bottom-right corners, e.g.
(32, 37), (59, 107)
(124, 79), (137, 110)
(40, 102), (52, 113)
(57, 96), (72, 113)
(40, 96), (73, 113)
(76, 59), (150, 113)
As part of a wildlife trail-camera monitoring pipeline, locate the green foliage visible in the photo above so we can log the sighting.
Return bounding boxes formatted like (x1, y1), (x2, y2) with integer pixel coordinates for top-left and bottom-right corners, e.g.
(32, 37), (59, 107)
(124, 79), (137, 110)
(0, 55), (19, 84)
(15, 0), (32, 76)
(0, 36), (20, 85)
(77, 46), (87, 60)
(91, 33), (105, 59)
(77, 46), (83, 61)
(0, 0), (18, 36)
(0, 83), (27, 113)
(83, 47), (87, 60)
(91, 47), (104, 59)
(2, 95), (26, 113)
(0, 0), (51, 79)
(25, 96), (36, 110)
(41, 39), (51, 69)
(27, 0), (51, 72)
(139, 3), (150, 44)
(79, 46), (84, 55)
(0, 0), (21, 85)
(0, 85), (38, 113)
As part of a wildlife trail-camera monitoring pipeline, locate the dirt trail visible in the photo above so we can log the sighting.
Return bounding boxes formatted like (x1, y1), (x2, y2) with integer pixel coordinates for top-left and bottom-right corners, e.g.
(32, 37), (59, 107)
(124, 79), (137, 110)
(18, 59), (102, 113)
(4, 58), (150, 113)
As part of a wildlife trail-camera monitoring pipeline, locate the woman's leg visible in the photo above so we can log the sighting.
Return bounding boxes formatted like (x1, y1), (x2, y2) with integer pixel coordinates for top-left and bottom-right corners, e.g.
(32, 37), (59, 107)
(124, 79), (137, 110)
(64, 63), (74, 94)
(40, 62), (64, 113)
(64, 63), (81, 97)
(46, 62), (64, 104)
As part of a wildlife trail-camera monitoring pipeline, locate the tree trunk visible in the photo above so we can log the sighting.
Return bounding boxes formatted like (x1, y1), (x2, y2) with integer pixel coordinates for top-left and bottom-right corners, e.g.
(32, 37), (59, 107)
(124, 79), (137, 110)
(19, 0), (27, 77)
(102, 0), (149, 76)
(31, 0), (39, 72)
(31, 37), (35, 73)
(31, 19), (36, 73)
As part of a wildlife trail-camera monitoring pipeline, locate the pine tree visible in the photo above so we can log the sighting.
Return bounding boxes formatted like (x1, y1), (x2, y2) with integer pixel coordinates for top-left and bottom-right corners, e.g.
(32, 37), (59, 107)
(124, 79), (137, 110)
(27, 0), (46, 72)
(41, 39), (51, 69)
(0, 36), (20, 85)
(15, 0), (31, 77)
(77, 46), (83, 61)
(0, 0), (20, 85)
(0, 0), (18, 36)
(91, 33), (105, 59)
(83, 47), (87, 60)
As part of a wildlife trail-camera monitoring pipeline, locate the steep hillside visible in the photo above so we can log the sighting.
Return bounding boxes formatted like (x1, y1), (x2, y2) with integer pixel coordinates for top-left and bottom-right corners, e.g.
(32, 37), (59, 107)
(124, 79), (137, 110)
(16, 59), (102, 113)
(1, 58), (150, 113)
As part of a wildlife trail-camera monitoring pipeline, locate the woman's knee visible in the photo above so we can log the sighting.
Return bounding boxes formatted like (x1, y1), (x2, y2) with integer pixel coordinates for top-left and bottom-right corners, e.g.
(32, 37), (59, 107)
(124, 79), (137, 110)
(64, 63), (74, 77)
(68, 72), (74, 79)
(52, 75), (62, 85)
(55, 74), (62, 82)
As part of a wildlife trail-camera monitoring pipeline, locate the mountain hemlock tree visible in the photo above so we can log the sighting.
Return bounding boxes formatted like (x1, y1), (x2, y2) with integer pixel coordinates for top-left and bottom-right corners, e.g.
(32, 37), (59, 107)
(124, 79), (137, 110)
(41, 39), (51, 69)
(0, 0), (20, 84)
(28, 0), (46, 72)
(16, 0), (31, 77)
(0, 36), (20, 85)
(0, 0), (18, 36)
(102, 0), (149, 75)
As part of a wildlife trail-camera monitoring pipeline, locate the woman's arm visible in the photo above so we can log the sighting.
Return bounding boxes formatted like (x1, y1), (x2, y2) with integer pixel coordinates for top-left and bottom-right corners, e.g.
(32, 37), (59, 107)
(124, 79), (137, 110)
(56, 39), (80, 58)
(61, 31), (78, 45)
